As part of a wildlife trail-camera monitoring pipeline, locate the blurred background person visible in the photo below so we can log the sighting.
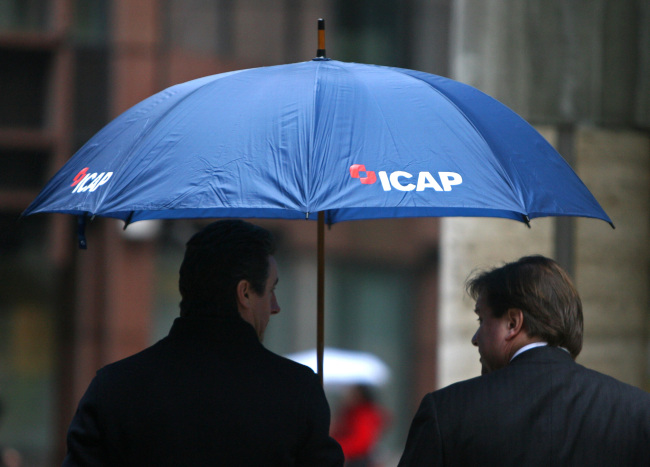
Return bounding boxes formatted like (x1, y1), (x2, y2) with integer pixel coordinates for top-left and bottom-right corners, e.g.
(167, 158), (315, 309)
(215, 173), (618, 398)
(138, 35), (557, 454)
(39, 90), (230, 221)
(331, 384), (390, 467)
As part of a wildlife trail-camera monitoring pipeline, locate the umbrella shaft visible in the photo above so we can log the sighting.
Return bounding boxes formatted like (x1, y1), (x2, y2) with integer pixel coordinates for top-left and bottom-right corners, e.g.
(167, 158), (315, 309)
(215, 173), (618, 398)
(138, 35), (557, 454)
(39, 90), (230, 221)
(317, 211), (325, 385)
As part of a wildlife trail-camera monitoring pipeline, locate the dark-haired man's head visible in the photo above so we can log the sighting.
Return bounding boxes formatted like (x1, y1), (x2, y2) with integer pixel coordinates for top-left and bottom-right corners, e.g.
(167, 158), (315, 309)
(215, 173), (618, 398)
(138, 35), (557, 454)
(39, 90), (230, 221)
(178, 220), (280, 340)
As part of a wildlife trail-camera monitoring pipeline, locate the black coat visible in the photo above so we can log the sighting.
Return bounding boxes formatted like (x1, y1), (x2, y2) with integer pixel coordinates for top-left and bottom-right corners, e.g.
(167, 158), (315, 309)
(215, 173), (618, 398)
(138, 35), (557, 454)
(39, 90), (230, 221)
(398, 346), (650, 466)
(63, 316), (344, 466)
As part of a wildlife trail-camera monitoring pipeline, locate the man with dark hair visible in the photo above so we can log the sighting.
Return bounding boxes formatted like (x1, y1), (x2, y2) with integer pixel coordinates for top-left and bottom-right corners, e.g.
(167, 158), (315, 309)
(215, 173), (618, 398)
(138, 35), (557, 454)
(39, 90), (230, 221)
(398, 255), (650, 466)
(63, 220), (344, 466)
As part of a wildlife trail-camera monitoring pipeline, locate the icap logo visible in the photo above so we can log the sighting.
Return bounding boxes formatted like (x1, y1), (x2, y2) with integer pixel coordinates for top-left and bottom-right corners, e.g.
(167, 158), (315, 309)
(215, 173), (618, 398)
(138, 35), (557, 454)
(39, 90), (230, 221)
(71, 167), (113, 193)
(350, 164), (462, 192)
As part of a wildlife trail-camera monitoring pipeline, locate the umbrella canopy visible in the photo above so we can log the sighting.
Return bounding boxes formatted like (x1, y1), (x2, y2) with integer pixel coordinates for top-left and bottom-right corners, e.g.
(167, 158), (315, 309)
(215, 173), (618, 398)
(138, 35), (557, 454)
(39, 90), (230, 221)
(22, 59), (612, 229)
(286, 348), (390, 387)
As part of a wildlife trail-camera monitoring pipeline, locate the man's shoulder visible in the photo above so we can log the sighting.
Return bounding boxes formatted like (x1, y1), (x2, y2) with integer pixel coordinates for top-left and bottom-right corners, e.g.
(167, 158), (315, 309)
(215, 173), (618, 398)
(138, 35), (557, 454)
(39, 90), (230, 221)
(430, 374), (486, 403)
(578, 364), (650, 400)
(260, 347), (320, 380)
(95, 338), (168, 378)
(429, 348), (575, 402)
(431, 351), (650, 408)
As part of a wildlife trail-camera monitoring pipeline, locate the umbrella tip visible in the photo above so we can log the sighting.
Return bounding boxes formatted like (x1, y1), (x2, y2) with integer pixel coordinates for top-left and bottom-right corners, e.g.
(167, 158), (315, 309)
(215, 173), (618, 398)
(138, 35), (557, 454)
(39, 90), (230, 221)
(316, 18), (327, 59)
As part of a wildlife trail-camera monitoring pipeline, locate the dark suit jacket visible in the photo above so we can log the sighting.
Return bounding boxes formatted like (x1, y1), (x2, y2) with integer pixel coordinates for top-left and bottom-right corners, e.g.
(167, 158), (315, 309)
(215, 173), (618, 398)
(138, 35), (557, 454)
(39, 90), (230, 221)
(62, 316), (344, 466)
(399, 346), (650, 466)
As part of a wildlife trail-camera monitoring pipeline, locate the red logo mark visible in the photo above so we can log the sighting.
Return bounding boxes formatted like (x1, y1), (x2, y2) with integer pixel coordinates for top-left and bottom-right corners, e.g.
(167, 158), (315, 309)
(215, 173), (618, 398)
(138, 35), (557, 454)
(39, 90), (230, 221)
(71, 167), (89, 187)
(349, 164), (377, 184)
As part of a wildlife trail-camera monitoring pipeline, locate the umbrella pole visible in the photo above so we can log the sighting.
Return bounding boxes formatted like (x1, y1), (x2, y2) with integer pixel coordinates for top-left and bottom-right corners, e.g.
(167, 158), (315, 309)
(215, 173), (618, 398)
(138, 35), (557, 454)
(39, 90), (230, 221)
(315, 19), (327, 386)
(317, 211), (325, 385)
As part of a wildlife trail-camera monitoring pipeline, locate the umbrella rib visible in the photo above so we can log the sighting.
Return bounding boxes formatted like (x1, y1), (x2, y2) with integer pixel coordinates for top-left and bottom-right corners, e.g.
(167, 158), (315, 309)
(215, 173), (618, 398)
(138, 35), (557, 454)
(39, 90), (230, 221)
(308, 60), (324, 218)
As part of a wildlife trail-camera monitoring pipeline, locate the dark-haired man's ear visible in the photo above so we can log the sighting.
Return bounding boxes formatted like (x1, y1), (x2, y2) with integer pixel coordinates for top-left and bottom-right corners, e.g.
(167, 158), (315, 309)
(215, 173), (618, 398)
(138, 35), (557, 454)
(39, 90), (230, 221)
(236, 280), (251, 308)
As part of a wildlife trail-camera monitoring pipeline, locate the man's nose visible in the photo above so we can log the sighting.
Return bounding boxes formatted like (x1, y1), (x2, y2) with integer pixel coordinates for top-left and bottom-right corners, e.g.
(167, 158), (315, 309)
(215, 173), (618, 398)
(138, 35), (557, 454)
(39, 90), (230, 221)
(471, 331), (478, 346)
(271, 296), (281, 315)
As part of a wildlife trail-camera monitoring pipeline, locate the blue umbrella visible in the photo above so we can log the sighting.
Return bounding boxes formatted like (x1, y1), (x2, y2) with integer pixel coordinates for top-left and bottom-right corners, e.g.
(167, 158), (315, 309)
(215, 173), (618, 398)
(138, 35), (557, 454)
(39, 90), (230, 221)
(23, 57), (612, 229)
(22, 25), (612, 381)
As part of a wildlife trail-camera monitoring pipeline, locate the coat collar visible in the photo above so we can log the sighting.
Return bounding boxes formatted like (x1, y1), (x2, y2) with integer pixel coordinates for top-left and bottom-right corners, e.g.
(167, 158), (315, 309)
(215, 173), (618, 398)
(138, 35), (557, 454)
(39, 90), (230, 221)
(509, 345), (574, 365)
(167, 315), (260, 346)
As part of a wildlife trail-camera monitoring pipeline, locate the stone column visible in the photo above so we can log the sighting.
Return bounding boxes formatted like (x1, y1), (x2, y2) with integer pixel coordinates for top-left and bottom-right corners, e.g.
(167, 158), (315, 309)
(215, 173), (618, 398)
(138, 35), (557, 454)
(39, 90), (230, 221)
(574, 127), (650, 388)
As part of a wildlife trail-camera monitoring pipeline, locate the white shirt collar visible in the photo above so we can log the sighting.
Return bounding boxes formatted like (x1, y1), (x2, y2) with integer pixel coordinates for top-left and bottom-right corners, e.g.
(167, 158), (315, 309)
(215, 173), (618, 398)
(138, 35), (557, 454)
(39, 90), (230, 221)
(510, 342), (548, 362)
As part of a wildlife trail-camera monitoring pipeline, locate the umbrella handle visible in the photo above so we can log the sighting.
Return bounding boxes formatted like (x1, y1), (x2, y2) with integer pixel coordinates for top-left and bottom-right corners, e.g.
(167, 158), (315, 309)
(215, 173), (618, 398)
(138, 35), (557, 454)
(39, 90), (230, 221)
(316, 18), (326, 59)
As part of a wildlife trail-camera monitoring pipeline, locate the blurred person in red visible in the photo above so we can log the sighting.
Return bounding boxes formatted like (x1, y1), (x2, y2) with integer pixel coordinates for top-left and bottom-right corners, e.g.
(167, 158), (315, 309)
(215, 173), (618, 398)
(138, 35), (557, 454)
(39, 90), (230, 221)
(331, 384), (389, 467)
